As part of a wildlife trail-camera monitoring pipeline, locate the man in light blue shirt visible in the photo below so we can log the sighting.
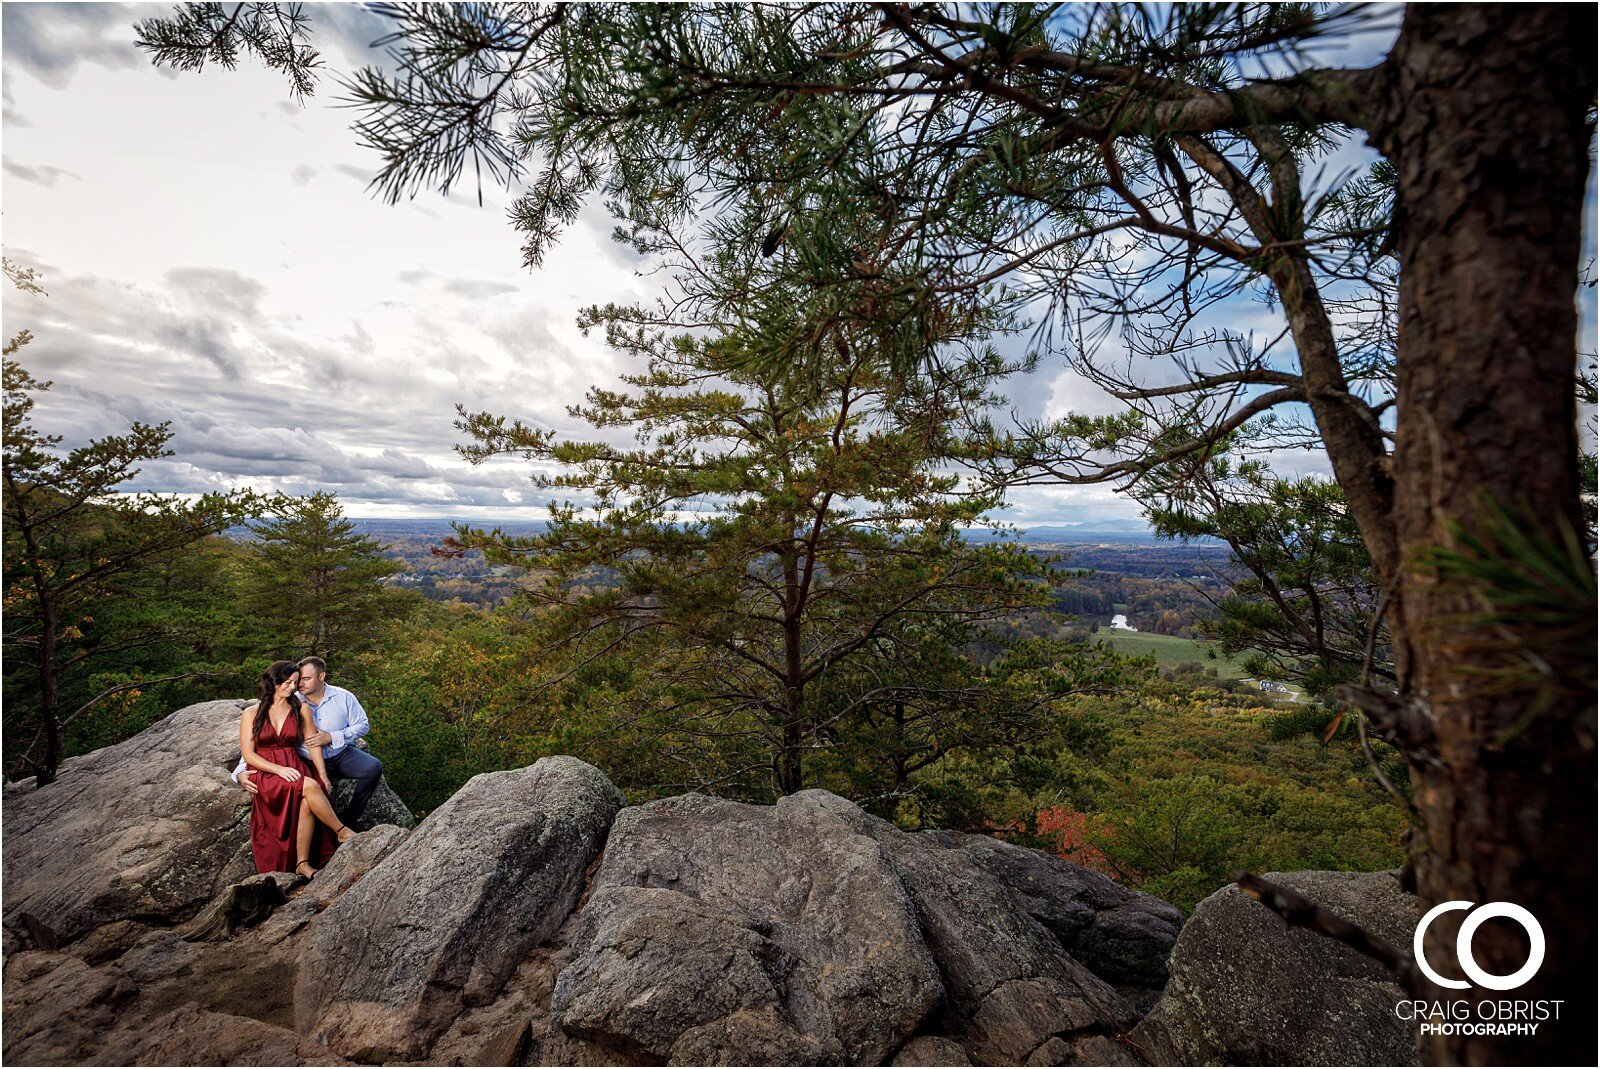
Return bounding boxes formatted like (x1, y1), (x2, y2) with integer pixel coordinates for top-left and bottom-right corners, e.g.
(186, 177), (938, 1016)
(234, 656), (385, 823)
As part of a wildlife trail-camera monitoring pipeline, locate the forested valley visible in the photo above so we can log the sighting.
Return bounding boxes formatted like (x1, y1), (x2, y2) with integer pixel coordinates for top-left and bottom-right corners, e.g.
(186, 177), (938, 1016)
(2, 393), (1405, 914)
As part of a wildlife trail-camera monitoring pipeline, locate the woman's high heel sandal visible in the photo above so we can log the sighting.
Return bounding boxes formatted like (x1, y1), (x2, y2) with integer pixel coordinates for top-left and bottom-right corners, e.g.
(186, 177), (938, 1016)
(333, 822), (356, 844)
(295, 858), (317, 879)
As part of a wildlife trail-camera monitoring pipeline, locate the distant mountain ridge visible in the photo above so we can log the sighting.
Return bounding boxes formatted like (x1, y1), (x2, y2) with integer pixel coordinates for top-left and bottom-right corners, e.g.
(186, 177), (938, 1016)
(222, 516), (1218, 547)
(329, 517), (1183, 545)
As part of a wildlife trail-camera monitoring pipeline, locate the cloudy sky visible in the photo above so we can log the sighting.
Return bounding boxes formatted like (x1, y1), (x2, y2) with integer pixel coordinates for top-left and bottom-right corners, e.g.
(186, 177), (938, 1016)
(3, 2), (669, 520)
(0, 3), (1497, 529)
(2, 1), (1269, 528)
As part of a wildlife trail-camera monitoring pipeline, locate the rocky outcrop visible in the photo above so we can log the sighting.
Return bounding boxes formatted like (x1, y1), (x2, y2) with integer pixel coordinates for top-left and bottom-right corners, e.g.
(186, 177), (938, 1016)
(952, 832), (1183, 995)
(5, 701), (1211, 1068)
(1128, 870), (1420, 1066)
(1, 700), (415, 951)
(552, 792), (944, 1065)
(2, 701), (257, 946)
(548, 790), (1179, 1067)
(295, 756), (625, 1062)
(817, 797), (1152, 1066)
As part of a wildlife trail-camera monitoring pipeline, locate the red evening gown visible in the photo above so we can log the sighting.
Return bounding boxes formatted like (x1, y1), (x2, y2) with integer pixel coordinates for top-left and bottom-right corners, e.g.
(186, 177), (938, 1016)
(248, 708), (338, 874)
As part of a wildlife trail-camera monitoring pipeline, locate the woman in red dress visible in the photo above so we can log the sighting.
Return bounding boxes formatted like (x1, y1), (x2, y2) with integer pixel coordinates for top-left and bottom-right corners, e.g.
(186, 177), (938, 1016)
(241, 661), (355, 877)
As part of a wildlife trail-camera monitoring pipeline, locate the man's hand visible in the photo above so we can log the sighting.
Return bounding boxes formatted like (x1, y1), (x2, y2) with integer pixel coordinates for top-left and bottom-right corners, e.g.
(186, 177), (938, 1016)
(305, 728), (333, 748)
(239, 769), (259, 796)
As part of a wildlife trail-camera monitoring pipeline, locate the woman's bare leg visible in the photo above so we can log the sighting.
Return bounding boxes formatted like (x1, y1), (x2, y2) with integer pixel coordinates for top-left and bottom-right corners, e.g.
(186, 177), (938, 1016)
(295, 795), (317, 877)
(302, 780), (356, 843)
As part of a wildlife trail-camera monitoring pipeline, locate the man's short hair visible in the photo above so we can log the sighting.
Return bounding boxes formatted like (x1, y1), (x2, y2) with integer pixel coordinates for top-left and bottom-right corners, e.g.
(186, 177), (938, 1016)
(297, 656), (328, 675)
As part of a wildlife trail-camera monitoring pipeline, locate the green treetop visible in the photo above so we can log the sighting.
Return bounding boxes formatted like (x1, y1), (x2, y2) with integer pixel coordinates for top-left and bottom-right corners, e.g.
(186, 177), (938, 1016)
(236, 491), (404, 662)
(446, 291), (1078, 799)
(2, 260), (268, 785)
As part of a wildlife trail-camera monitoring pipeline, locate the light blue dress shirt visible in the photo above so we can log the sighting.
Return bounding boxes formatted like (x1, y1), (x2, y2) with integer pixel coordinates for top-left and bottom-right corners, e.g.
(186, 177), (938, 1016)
(300, 684), (372, 755)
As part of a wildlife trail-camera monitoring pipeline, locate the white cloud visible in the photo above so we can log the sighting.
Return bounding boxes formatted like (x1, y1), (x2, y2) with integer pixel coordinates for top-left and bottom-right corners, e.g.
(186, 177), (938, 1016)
(0, 2), (1262, 527)
(0, 4), (656, 519)
(4, 159), (78, 186)
(0, 3), (157, 90)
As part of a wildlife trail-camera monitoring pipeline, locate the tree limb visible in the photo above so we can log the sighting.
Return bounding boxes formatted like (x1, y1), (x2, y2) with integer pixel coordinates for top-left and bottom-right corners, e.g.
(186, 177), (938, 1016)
(1234, 871), (1414, 982)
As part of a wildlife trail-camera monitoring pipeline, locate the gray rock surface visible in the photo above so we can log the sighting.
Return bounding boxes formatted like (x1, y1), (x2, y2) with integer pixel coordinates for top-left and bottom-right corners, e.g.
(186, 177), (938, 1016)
(295, 756), (624, 1062)
(951, 833), (1183, 990)
(180, 871), (303, 942)
(106, 1004), (354, 1066)
(68, 920), (155, 966)
(851, 817), (1144, 1064)
(2, 951), (139, 1065)
(303, 823), (409, 909)
(891, 1035), (973, 1066)
(115, 930), (205, 986)
(1, 949), (347, 1066)
(553, 791), (945, 1066)
(1, 700), (416, 951)
(333, 765), (415, 831)
(1128, 869), (1419, 1066)
(2, 701), (256, 946)
(432, 908), (632, 1068)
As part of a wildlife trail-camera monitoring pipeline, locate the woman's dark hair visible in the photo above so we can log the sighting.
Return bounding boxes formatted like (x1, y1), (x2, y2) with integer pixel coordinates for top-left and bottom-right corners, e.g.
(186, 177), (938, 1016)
(254, 660), (304, 740)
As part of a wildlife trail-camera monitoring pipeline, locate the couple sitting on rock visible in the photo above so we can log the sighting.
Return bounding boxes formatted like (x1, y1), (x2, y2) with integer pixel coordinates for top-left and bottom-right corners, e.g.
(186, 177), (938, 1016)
(234, 657), (384, 879)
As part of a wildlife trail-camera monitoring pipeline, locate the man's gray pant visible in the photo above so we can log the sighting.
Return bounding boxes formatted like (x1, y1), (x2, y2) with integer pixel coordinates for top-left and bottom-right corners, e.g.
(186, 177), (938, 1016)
(325, 745), (383, 823)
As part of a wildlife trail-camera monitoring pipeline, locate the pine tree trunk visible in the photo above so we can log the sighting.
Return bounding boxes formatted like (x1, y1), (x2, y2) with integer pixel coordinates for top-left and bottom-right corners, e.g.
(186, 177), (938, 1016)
(777, 712), (803, 797)
(1374, 5), (1596, 1062)
(776, 532), (807, 797)
(777, 614), (805, 797)
(35, 600), (61, 788)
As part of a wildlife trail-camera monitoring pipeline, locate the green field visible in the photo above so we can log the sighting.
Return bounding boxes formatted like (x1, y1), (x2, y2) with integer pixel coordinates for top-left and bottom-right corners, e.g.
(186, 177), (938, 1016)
(1097, 626), (1250, 678)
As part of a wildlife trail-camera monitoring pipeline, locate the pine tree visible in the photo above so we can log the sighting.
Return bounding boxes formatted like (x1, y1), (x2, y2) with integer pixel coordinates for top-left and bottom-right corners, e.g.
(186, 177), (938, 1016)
(237, 492), (403, 661)
(3, 260), (267, 785)
(448, 294), (1073, 800)
(136, 7), (1599, 1058)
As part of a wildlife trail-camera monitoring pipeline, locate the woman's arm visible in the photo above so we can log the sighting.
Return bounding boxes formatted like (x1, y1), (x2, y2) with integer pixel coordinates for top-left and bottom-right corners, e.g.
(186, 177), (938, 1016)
(239, 704), (295, 780)
(302, 705), (332, 791)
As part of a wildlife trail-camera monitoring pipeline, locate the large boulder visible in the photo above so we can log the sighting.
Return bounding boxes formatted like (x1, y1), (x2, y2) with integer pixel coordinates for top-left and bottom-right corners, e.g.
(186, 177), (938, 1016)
(2, 951), (348, 1066)
(1, 700), (415, 950)
(949, 832), (1183, 993)
(2, 701), (256, 946)
(825, 801), (1147, 1065)
(294, 756), (624, 1062)
(552, 792), (945, 1066)
(1129, 869), (1419, 1066)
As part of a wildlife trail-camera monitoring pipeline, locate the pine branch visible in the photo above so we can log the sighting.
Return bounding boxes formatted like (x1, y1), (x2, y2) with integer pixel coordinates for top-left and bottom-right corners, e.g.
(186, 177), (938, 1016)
(1233, 870), (1414, 982)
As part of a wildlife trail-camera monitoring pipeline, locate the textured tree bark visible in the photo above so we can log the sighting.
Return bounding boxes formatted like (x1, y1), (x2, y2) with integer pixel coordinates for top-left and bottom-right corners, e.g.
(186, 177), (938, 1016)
(1372, 4), (1596, 1063)
(778, 537), (807, 797)
(1273, 253), (1399, 587)
(36, 600), (61, 788)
